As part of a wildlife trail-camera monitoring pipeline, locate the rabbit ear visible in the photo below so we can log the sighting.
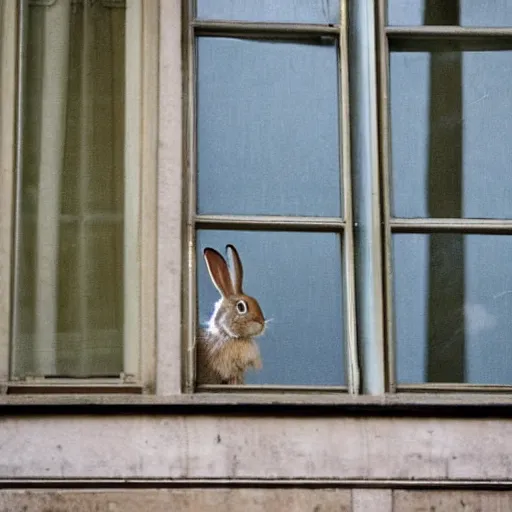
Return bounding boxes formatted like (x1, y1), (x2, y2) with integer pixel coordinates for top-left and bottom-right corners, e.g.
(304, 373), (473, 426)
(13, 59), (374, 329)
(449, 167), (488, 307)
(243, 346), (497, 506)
(203, 248), (235, 298)
(226, 244), (243, 294)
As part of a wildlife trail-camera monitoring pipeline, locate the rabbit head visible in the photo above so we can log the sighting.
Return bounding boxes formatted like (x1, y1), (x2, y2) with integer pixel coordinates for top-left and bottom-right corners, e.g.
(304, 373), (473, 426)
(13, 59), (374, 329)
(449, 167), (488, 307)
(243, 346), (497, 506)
(203, 244), (265, 339)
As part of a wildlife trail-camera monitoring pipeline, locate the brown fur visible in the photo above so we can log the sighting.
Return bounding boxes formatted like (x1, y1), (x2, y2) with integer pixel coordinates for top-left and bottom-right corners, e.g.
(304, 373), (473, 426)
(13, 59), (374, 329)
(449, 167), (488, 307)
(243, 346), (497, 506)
(196, 245), (264, 385)
(196, 328), (262, 385)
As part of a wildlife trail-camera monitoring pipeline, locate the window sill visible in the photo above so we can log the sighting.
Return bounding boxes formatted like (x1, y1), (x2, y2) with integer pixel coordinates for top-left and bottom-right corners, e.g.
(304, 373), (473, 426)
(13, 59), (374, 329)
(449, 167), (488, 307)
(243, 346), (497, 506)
(5, 383), (143, 395)
(2, 392), (512, 417)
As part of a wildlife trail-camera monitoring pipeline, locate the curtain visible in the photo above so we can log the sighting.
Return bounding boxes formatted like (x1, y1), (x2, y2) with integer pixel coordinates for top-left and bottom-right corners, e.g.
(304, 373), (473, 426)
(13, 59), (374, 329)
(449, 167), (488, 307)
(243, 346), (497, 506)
(14, 0), (126, 378)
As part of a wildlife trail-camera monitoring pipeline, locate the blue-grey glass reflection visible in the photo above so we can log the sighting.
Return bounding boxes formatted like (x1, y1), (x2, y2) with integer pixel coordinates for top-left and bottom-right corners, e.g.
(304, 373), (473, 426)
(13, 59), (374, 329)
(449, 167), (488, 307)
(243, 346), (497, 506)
(394, 234), (512, 385)
(197, 38), (342, 217)
(197, 0), (340, 24)
(390, 51), (512, 219)
(387, 0), (512, 26)
(196, 230), (345, 386)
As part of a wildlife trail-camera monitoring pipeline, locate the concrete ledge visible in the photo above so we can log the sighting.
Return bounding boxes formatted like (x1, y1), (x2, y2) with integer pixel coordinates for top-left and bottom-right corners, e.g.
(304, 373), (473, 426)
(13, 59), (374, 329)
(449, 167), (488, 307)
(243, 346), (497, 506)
(0, 489), (352, 512)
(2, 392), (512, 417)
(1, 415), (512, 481)
(2, 488), (512, 511)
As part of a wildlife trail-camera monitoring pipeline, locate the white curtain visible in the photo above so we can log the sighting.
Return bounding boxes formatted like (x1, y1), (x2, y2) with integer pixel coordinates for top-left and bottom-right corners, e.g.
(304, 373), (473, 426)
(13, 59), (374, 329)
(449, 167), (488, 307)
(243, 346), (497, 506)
(14, 0), (126, 378)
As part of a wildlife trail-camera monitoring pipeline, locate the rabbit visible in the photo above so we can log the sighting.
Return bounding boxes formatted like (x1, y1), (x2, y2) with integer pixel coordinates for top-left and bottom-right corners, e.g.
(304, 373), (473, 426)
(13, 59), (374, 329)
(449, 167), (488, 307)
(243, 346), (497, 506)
(196, 244), (265, 385)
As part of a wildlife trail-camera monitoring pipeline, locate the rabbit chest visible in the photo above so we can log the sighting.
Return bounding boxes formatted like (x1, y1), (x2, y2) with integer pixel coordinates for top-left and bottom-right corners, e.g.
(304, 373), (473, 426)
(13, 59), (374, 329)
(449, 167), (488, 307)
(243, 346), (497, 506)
(196, 332), (261, 384)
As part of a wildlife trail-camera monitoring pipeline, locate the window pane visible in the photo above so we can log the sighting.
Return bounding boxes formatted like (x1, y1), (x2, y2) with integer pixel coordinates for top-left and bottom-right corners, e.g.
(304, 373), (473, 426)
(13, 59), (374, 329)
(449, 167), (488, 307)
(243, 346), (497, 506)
(196, 230), (345, 386)
(196, 0), (340, 24)
(388, 0), (512, 27)
(390, 51), (512, 219)
(197, 37), (342, 217)
(13, 0), (126, 378)
(393, 234), (512, 385)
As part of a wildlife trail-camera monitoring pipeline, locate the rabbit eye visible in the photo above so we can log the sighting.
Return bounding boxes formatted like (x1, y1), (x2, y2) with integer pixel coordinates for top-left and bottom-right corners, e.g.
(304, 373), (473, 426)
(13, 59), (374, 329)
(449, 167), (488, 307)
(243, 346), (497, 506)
(236, 300), (248, 315)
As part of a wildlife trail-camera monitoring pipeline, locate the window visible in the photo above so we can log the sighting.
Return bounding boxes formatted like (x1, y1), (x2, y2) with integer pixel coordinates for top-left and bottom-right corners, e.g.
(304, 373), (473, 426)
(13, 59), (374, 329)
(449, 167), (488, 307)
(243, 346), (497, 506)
(188, 0), (512, 394)
(186, 0), (358, 393)
(0, 0), (157, 391)
(3, 0), (512, 397)
(384, 0), (512, 391)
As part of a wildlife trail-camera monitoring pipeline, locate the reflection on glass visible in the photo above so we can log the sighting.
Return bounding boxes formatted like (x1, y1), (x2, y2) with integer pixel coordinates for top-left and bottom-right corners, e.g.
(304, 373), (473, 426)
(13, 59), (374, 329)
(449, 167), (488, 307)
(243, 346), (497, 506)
(388, 0), (512, 27)
(197, 37), (342, 217)
(394, 234), (512, 385)
(390, 51), (512, 219)
(196, 230), (345, 386)
(197, 0), (340, 24)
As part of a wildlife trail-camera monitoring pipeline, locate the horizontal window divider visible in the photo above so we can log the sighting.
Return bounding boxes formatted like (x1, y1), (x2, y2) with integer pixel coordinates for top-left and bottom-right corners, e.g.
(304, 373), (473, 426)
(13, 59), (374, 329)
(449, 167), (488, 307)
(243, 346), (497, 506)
(195, 214), (346, 232)
(192, 19), (340, 39)
(396, 384), (512, 393)
(387, 27), (512, 51)
(387, 26), (512, 39)
(391, 218), (512, 234)
(196, 384), (348, 394)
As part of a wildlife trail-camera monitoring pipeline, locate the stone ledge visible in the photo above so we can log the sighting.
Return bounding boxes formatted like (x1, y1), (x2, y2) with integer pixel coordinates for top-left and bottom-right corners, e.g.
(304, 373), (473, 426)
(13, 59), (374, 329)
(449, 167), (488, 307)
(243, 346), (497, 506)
(2, 392), (512, 417)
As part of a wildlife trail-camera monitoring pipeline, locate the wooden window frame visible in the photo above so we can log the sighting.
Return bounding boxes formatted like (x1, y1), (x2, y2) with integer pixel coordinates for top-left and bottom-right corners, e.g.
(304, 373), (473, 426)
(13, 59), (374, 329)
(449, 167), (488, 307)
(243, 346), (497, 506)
(182, 0), (362, 394)
(0, 0), (159, 394)
(3, 0), (512, 400)
(377, 0), (512, 393)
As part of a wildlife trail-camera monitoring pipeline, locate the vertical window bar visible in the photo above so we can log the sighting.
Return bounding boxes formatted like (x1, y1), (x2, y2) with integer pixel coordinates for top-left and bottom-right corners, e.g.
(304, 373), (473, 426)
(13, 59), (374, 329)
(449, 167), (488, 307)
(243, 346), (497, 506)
(340, 0), (360, 394)
(184, 0), (197, 393)
(78, 0), (91, 375)
(349, 0), (386, 394)
(377, 0), (396, 391)
(139, 0), (159, 392)
(123, 0), (142, 380)
(10, 0), (29, 378)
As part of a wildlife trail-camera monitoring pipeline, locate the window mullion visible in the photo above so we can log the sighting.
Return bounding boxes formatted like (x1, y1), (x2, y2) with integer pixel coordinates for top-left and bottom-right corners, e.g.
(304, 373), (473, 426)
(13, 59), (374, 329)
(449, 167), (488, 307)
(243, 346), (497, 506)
(340, 0), (360, 394)
(377, 0), (394, 392)
(348, 0), (386, 394)
(184, 0), (197, 394)
(123, 0), (143, 380)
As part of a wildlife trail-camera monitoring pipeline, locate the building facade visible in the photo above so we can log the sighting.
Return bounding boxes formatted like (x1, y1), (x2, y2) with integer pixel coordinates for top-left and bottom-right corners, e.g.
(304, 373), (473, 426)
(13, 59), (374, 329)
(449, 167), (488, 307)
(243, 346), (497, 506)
(1, 1), (512, 510)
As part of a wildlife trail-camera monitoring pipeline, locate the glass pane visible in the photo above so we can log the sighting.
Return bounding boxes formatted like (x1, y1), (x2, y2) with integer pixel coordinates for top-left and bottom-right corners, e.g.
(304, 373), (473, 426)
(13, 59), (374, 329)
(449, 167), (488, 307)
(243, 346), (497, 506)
(393, 234), (512, 385)
(390, 50), (512, 219)
(388, 0), (512, 27)
(197, 0), (340, 24)
(196, 230), (345, 386)
(13, 0), (126, 378)
(197, 37), (342, 217)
